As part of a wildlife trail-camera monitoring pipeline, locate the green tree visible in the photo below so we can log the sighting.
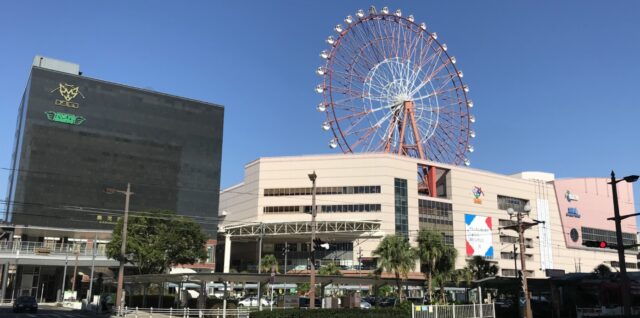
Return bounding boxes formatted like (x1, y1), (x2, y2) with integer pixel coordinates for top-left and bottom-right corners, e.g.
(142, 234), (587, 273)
(373, 235), (416, 301)
(465, 256), (499, 280)
(452, 268), (473, 287)
(261, 254), (278, 273)
(106, 210), (208, 274)
(433, 245), (458, 303)
(318, 262), (343, 276)
(416, 229), (457, 302)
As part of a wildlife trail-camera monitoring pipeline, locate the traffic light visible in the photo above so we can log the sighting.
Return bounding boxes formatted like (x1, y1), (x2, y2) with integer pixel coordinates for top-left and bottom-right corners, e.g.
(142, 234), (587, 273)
(583, 240), (614, 249)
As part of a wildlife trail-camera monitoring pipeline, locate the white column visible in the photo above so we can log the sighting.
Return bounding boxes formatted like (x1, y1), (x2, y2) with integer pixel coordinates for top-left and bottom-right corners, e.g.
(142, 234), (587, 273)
(223, 235), (231, 273)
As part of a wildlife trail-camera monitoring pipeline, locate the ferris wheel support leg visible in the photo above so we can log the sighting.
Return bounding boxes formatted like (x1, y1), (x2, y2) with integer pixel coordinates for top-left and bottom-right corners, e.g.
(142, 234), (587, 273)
(428, 166), (437, 198)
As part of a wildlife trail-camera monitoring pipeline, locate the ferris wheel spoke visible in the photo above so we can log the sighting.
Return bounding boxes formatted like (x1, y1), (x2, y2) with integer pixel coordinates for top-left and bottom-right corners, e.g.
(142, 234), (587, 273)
(354, 22), (386, 64)
(321, 9), (472, 165)
(412, 77), (460, 101)
(412, 102), (442, 113)
(332, 102), (397, 124)
(348, 126), (379, 150)
(409, 57), (451, 97)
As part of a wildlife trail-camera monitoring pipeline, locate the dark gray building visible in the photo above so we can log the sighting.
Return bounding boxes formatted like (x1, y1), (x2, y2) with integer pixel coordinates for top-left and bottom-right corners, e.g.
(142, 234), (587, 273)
(3, 57), (224, 236)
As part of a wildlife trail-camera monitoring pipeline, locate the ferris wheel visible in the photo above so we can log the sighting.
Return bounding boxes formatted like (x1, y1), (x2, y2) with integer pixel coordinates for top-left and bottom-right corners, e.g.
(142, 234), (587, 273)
(316, 6), (475, 165)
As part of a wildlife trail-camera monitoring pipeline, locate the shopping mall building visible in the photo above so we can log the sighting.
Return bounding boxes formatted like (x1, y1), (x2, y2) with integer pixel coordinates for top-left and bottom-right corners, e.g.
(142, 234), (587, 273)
(218, 153), (637, 278)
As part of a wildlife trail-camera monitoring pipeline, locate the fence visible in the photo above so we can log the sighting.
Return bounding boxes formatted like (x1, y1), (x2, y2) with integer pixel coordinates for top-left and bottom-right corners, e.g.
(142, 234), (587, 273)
(412, 303), (495, 318)
(0, 241), (107, 256)
(119, 307), (251, 318)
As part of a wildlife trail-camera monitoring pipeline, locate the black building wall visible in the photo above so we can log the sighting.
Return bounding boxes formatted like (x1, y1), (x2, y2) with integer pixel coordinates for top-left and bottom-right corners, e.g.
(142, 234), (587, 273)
(4, 67), (223, 235)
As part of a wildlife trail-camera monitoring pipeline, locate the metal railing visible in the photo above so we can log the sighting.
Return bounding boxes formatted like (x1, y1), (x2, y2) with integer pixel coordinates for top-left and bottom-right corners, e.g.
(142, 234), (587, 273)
(0, 241), (107, 256)
(412, 303), (496, 318)
(118, 307), (251, 318)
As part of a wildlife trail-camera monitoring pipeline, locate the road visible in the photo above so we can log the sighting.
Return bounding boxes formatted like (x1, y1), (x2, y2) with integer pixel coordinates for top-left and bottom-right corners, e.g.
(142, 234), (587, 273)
(0, 304), (111, 318)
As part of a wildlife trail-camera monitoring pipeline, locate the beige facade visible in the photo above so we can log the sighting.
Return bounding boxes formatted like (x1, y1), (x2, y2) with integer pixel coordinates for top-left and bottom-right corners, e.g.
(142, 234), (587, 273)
(219, 153), (637, 277)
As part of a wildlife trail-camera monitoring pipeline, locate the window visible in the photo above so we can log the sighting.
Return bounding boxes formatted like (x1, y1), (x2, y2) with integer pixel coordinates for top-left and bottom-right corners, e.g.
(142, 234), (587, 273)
(497, 195), (529, 212)
(264, 204), (381, 214)
(394, 178), (409, 239)
(264, 185), (381, 197)
(582, 227), (637, 251)
(419, 199), (453, 245)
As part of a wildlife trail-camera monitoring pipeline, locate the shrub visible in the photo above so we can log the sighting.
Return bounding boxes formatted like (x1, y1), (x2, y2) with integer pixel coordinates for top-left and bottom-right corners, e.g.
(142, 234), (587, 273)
(249, 308), (410, 318)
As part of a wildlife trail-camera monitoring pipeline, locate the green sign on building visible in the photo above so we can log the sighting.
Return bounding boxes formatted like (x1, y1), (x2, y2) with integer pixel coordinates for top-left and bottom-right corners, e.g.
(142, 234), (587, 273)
(44, 111), (85, 125)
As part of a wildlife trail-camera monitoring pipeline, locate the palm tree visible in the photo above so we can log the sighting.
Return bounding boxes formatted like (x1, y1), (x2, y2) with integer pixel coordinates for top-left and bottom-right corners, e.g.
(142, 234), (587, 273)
(434, 245), (457, 303)
(260, 254), (278, 274)
(416, 229), (456, 302)
(318, 262), (343, 276)
(373, 235), (416, 301)
(466, 256), (498, 280)
(452, 268), (473, 287)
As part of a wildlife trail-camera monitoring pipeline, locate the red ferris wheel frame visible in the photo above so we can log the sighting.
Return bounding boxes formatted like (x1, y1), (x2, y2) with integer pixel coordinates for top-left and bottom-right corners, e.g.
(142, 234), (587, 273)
(317, 7), (475, 166)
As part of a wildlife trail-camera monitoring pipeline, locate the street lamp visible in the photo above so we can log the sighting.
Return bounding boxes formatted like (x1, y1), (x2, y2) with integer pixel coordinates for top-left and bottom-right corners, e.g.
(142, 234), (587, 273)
(104, 183), (133, 315)
(503, 201), (541, 318)
(608, 171), (639, 317)
(307, 171), (317, 309)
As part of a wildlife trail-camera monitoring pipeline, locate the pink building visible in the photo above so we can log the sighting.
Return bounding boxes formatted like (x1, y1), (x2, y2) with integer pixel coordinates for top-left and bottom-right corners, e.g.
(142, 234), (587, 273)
(553, 178), (636, 255)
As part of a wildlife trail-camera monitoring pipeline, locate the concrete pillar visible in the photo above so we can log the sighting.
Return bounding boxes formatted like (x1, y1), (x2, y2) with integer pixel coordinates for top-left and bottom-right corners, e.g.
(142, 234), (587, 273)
(223, 235), (231, 273)
(198, 281), (207, 309)
(0, 262), (8, 302)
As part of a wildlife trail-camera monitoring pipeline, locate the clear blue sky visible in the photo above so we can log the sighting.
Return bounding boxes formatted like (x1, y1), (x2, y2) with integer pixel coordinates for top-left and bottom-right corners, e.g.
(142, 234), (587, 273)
(1, 1), (639, 217)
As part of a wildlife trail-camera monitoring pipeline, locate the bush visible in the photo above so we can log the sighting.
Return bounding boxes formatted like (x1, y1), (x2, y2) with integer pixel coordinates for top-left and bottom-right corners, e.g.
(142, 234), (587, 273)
(249, 308), (410, 318)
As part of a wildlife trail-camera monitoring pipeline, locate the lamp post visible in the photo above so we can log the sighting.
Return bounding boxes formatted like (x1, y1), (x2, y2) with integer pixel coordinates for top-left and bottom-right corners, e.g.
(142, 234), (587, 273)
(308, 171), (317, 309)
(503, 203), (543, 318)
(608, 171), (639, 318)
(105, 183), (133, 314)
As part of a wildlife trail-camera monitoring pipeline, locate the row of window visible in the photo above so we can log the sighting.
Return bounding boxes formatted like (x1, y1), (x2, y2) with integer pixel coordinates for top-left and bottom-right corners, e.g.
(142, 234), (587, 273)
(418, 199), (453, 218)
(273, 242), (354, 253)
(419, 217), (453, 226)
(610, 261), (638, 269)
(500, 252), (534, 260)
(263, 204), (382, 214)
(501, 269), (534, 277)
(499, 235), (533, 245)
(582, 227), (637, 251)
(264, 185), (381, 197)
(498, 219), (517, 227)
(497, 195), (529, 212)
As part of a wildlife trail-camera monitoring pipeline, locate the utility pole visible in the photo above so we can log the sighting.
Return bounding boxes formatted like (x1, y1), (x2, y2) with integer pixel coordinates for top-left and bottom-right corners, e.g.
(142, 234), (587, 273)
(257, 223), (264, 311)
(71, 249), (79, 295)
(517, 217), (532, 318)
(501, 204), (544, 318)
(60, 248), (68, 302)
(308, 171), (317, 309)
(607, 171), (639, 317)
(87, 232), (97, 304)
(512, 244), (518, 277)
(105, 183), (133, 314)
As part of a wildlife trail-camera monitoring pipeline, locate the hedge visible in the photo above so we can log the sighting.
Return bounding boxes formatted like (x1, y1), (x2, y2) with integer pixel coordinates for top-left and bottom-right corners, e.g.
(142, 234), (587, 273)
(249, 308), (410, 318)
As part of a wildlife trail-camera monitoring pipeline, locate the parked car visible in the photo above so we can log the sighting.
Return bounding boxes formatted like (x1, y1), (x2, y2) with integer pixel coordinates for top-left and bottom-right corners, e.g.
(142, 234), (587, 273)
(360, 300), (372, 309)
(238, 296), (271, 307)
(378, 297), (397, 307)
(13, 296), (38, 313)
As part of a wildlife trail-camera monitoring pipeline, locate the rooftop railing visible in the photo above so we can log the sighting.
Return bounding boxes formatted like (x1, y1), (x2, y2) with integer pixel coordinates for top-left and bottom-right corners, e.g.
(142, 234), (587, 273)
(0, 241), (108, 256)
